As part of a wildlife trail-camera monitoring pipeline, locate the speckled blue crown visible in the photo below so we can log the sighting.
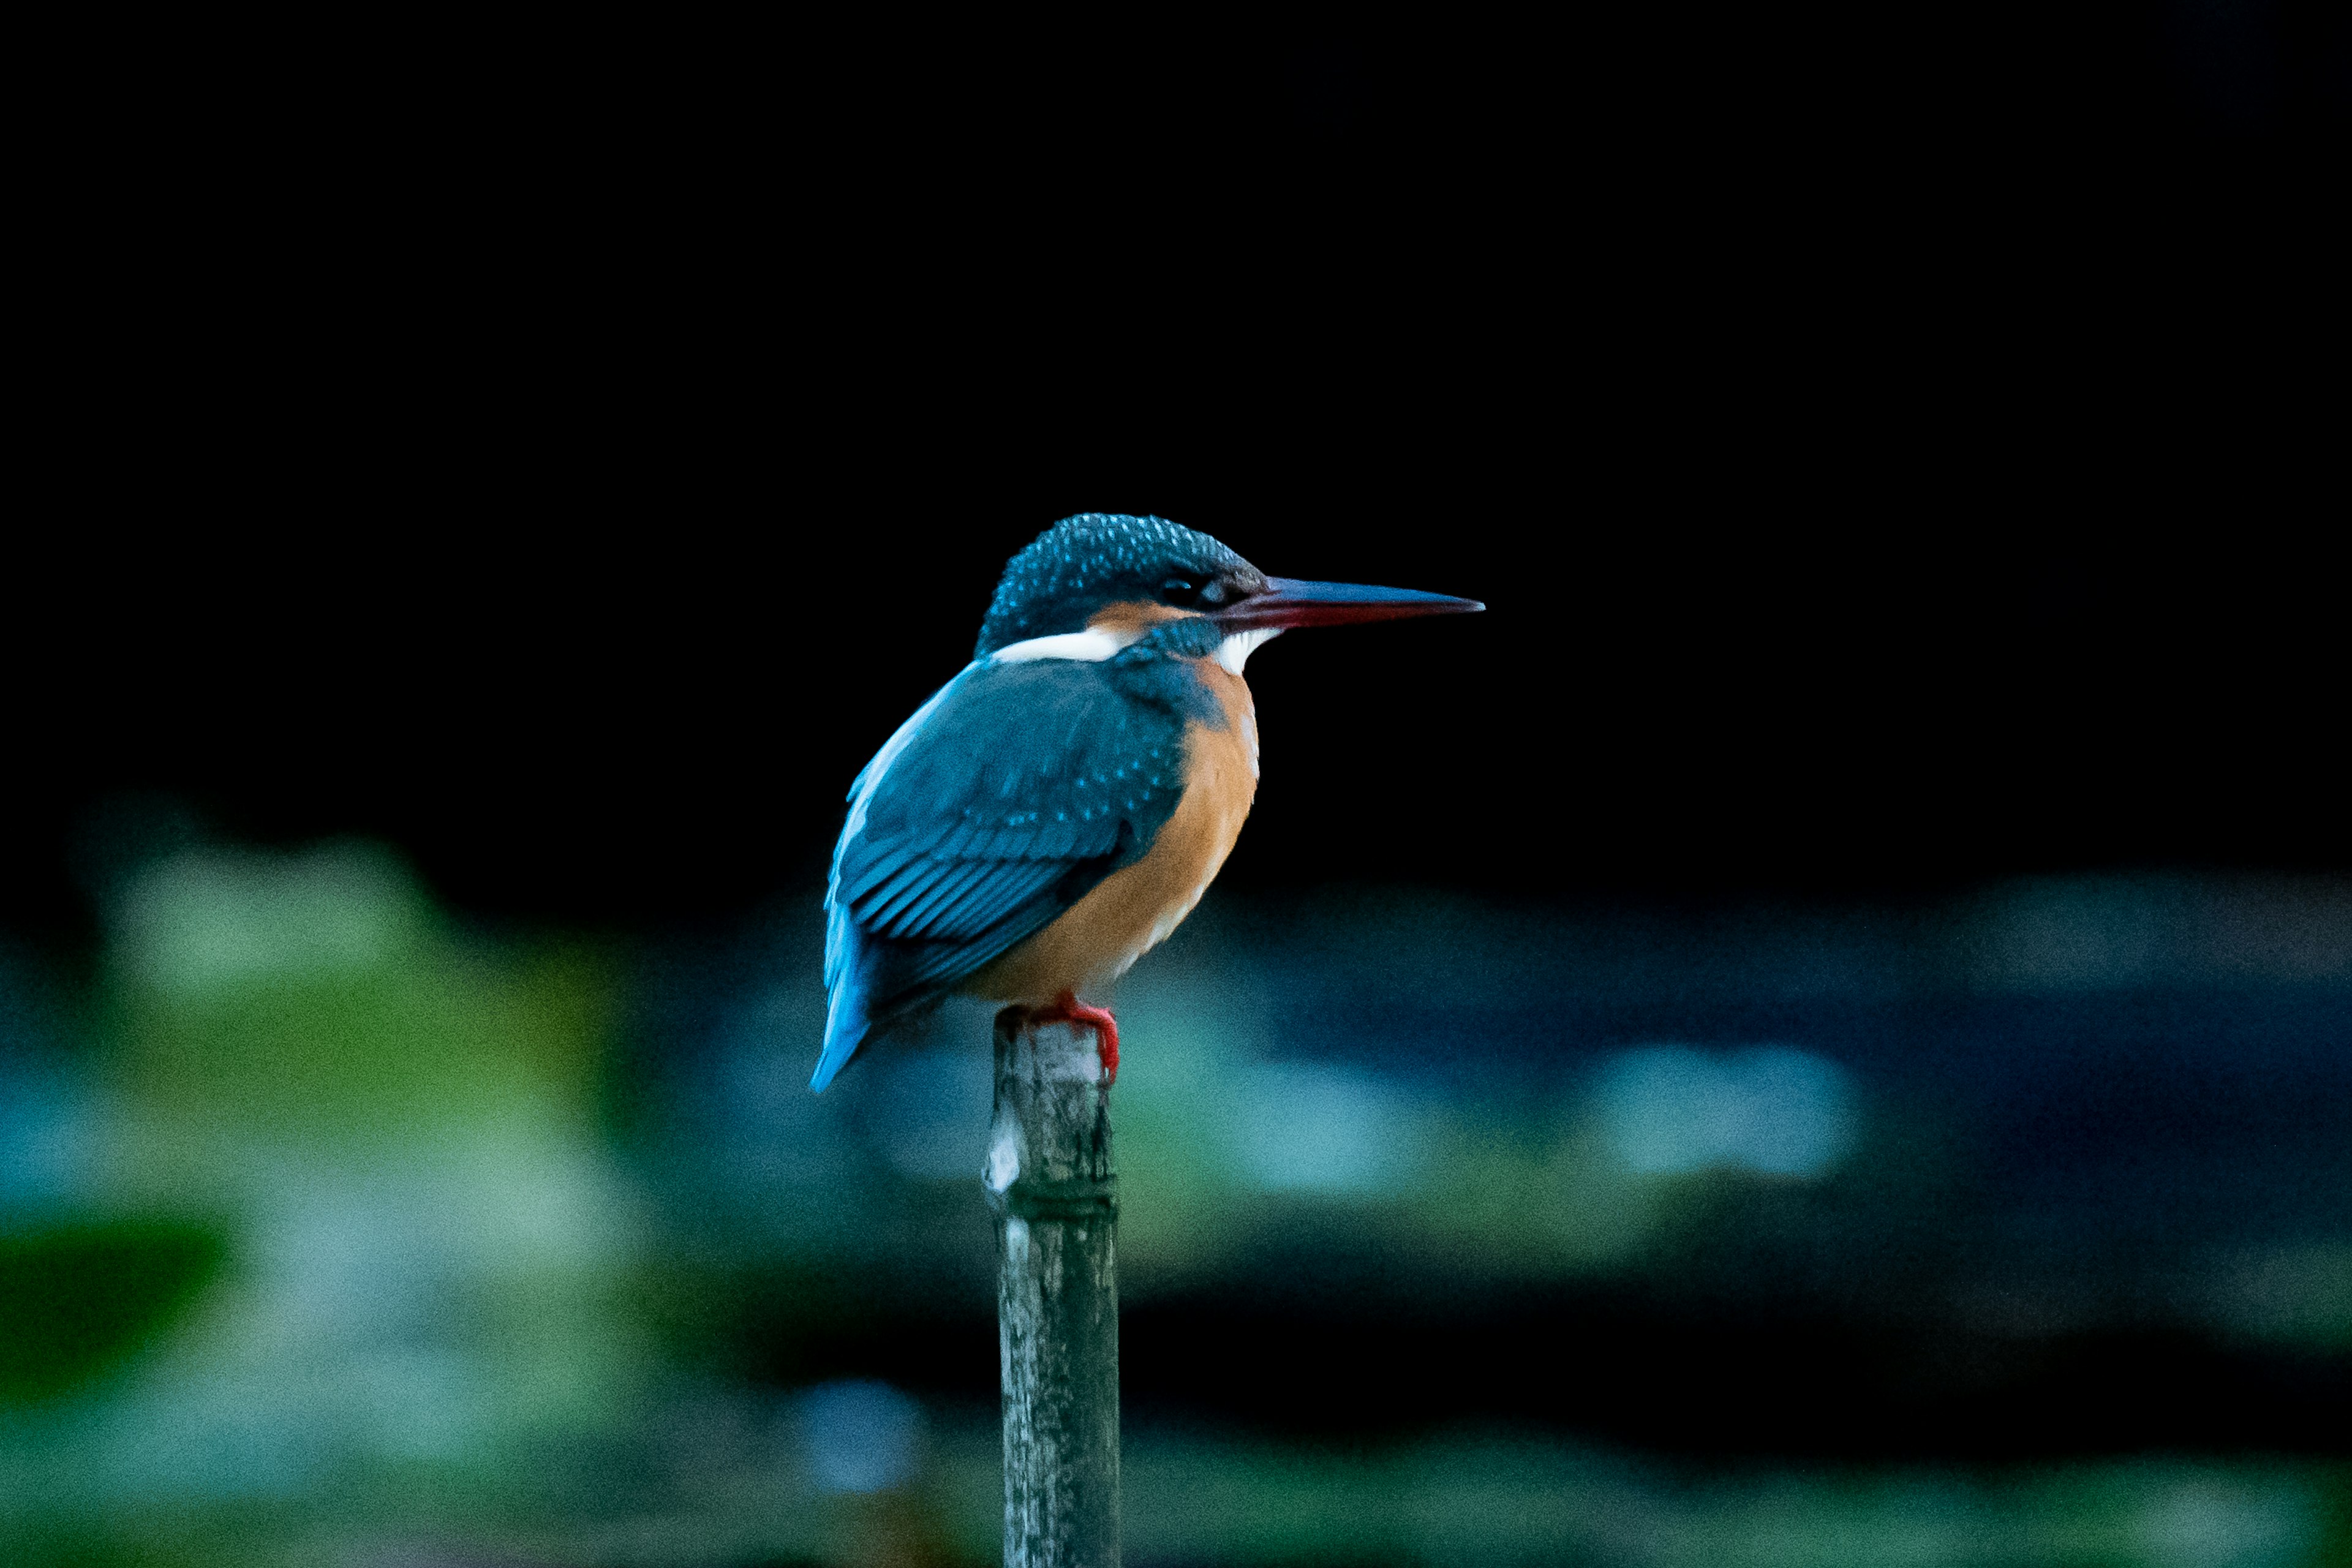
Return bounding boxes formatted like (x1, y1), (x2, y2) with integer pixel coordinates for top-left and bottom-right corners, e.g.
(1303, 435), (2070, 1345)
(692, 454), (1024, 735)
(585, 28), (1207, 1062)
(974, 514), (1265, 657)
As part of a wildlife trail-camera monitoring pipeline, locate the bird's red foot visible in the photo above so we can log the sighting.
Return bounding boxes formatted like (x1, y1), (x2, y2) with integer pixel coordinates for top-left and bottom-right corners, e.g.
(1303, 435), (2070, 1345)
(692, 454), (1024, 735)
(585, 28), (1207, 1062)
(1031, 990), (1119, 1083)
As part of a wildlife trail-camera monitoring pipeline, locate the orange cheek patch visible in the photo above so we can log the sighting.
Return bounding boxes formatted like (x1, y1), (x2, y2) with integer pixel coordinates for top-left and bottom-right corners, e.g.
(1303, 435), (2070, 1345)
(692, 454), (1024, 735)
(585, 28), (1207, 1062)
(1087, 600), (1197, 639)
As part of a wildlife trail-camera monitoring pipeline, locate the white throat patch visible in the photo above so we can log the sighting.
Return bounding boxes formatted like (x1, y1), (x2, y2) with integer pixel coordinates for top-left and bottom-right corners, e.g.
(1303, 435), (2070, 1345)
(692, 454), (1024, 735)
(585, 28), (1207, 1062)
(991, 622), (1281, 674)
(1216, 628), (1281, 674)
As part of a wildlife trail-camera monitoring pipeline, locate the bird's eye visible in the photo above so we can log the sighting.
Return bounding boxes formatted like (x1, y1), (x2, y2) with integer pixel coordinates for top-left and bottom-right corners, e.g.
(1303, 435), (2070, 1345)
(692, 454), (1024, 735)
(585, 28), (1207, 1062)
(1159, 578), (1200, 605)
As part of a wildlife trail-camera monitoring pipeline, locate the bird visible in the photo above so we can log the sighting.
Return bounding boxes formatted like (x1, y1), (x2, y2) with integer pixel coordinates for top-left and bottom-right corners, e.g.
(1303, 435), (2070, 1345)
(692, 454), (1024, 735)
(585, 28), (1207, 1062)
(812, 513), (1481, 1092)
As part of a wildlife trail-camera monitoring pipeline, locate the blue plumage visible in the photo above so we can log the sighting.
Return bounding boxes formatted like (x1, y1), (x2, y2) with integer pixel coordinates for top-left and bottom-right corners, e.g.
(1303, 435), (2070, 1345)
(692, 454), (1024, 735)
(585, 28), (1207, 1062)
(813, 512), (1480, 1093)
(814, 625), (1215, 1090)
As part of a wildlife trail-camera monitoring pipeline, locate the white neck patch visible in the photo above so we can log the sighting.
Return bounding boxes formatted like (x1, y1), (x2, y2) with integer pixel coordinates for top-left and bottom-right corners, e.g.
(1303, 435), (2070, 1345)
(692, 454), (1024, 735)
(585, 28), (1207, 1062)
(992, 628), (1131, 663)
(1216, 627), (1281, 674)
(991, 622), (1280, 673)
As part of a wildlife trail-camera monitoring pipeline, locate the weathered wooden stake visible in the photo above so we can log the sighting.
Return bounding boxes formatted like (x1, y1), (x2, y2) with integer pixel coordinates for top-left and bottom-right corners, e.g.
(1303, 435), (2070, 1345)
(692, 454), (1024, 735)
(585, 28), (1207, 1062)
(986, 1008), (1120, 1568)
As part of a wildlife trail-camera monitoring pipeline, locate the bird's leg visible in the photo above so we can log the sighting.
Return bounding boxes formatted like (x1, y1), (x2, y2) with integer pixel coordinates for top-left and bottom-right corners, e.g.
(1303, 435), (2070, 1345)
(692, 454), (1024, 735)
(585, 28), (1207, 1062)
(1028, 990), (1119, 1084)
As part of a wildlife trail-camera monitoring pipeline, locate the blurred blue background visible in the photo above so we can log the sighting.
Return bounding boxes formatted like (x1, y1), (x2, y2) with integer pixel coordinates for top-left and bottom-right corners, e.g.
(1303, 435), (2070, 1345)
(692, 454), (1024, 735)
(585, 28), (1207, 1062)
(3, 840), (2346, 1564)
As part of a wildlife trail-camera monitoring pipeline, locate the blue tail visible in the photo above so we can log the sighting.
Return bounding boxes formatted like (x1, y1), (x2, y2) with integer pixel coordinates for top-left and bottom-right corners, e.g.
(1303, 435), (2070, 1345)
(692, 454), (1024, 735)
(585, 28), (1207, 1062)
(811, 996), (865, 1091)
(810, 993), (868, 1092)
(812, 899), (872, 1093)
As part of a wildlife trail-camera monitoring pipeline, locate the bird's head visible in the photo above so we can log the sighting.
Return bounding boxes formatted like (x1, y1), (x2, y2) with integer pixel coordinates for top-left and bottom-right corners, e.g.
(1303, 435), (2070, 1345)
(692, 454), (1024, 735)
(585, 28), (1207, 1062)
(974, 513), (1480, 668)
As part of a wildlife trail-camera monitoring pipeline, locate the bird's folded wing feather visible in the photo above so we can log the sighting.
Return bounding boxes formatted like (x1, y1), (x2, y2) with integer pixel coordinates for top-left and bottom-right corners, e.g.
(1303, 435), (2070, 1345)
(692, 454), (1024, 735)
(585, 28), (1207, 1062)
(827, 657), (1190, 1009)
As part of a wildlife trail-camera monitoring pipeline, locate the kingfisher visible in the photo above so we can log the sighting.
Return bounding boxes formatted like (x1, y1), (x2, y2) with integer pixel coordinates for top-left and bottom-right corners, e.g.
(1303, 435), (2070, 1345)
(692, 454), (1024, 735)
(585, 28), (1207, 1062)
(812, 513), (1480, 1092)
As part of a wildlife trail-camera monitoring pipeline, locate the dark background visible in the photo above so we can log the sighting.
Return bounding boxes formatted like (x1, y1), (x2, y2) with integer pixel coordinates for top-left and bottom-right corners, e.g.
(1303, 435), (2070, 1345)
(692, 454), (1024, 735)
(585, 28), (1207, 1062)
(15, 499), (2345, 941)
(14, 9), (2344, 949)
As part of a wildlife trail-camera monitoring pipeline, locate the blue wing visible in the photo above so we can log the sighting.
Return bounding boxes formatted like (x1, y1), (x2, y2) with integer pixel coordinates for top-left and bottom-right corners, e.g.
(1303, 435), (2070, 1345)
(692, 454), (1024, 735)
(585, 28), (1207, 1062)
(813, 655), (1193, 1090)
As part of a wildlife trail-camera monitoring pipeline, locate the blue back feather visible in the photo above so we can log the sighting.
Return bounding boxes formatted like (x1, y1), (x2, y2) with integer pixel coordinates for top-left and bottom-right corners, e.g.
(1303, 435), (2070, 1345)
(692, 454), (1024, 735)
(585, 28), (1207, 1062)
(812, 628), (1221, 1091)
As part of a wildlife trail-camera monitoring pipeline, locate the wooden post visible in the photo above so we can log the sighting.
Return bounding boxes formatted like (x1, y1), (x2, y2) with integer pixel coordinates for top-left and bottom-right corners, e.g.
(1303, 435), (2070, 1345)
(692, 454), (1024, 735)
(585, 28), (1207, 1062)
(986, 1008), (1120, 1568)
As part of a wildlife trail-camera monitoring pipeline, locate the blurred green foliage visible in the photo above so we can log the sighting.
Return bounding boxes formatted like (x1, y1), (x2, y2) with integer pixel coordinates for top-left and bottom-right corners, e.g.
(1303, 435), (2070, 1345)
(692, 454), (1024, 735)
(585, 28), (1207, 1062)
(0, 1222), (223, 1403)
(101, 843), (612, 1157)
(3, 841), (2346, 1566)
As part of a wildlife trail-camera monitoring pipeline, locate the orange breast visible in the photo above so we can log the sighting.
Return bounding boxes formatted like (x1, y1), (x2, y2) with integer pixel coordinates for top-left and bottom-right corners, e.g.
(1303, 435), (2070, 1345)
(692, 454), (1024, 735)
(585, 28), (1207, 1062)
(968, 661), (1259, 1003)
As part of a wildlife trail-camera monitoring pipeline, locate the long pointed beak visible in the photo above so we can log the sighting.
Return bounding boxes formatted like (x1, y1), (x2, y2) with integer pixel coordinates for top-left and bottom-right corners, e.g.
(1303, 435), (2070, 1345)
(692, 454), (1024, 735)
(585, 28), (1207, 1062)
(1215, 577), (1484, 631)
